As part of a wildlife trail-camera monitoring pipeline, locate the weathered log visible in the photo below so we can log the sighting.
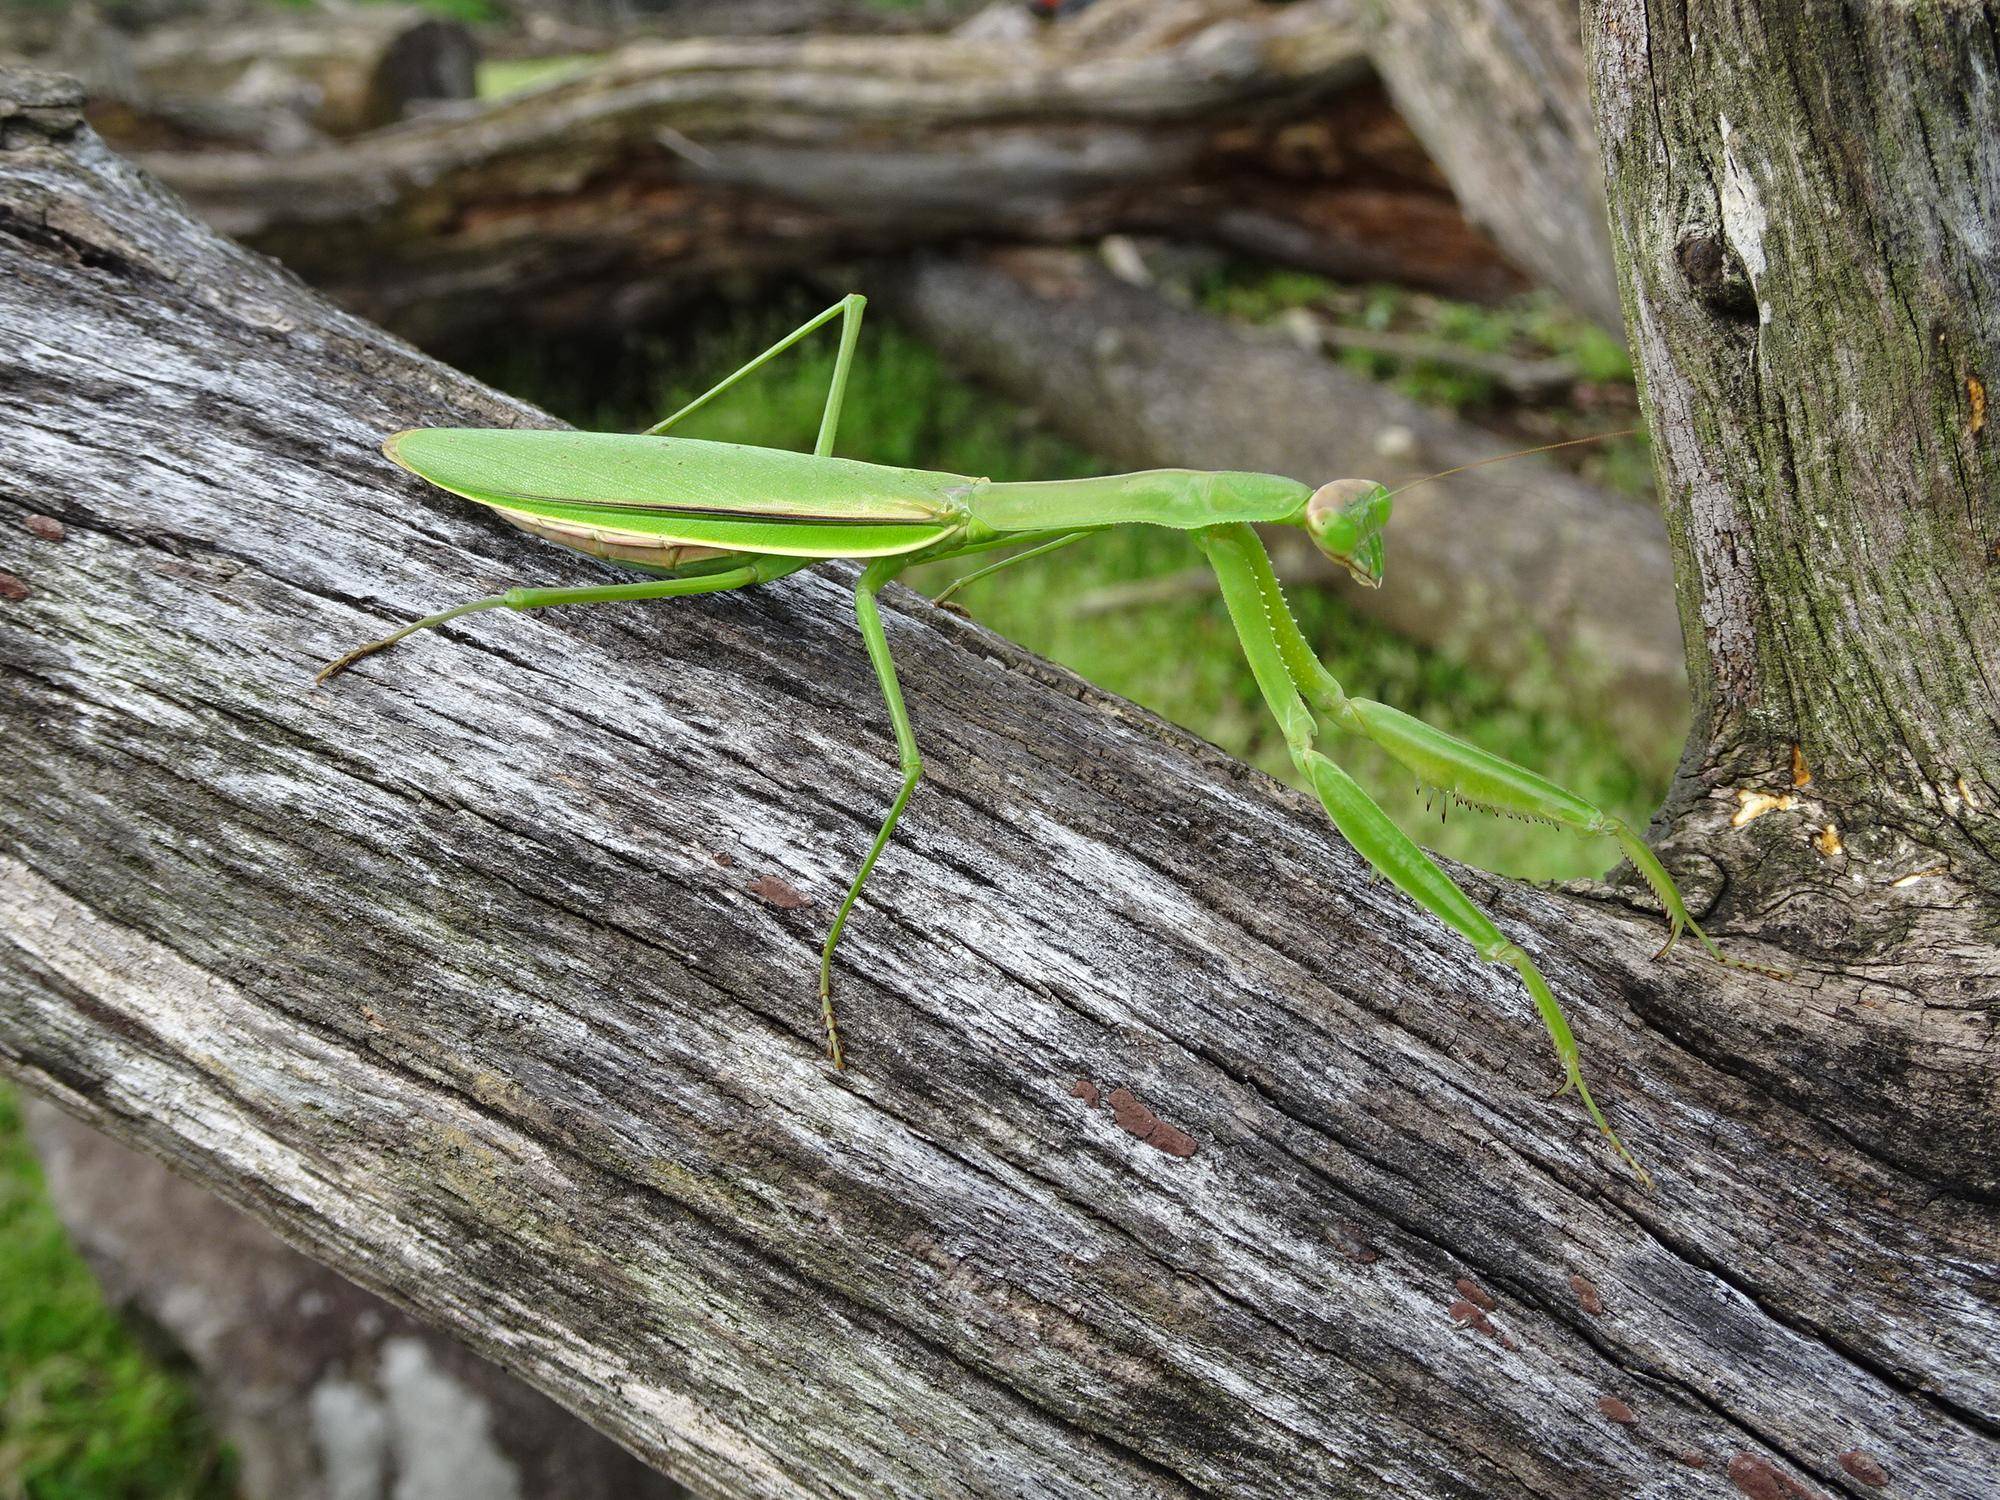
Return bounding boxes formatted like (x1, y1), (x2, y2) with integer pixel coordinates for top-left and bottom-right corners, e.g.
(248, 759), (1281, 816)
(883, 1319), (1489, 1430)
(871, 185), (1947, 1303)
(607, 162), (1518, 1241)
(1364, 0), (1623, 334)
(873, 250), (1684, 763)
(136, 0), (1521, 347)
(1, 4), (478, 150)
(23, 1099), (690, 1500)
(3, 67), (1997, 1500)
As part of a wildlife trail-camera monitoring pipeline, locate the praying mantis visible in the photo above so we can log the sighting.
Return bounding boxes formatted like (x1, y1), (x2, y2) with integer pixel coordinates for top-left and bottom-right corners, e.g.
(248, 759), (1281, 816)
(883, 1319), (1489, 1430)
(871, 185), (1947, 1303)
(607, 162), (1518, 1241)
(321, 293), (1734, 1186)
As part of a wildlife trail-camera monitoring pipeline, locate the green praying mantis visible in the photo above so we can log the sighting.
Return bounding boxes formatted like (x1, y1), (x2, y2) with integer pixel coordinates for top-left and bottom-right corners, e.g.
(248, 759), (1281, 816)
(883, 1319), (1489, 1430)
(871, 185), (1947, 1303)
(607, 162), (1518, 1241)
(320, 293), (1738, 1186)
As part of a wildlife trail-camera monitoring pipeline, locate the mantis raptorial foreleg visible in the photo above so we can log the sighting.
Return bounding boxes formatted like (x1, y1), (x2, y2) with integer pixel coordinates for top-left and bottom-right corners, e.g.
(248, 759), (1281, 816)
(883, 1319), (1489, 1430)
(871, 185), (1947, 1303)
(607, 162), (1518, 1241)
(819, 555), (923, 1069)
(1196, 522), (1650, 1185)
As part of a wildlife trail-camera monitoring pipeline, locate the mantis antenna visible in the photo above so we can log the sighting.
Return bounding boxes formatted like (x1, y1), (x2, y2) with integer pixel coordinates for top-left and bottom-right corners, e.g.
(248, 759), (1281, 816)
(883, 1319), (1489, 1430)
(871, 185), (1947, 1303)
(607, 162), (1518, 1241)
(1381, 428), (1640, 502)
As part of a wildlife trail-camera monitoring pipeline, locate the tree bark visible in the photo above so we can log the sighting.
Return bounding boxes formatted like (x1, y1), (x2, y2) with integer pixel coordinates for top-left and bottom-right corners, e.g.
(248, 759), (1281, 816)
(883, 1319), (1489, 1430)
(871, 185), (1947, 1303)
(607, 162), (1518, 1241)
(872, 249), (1685, 763)
(132, 0), (1523, 347)
(2, 64), (1996, 1500)
(1582, 0), (2000, 1194)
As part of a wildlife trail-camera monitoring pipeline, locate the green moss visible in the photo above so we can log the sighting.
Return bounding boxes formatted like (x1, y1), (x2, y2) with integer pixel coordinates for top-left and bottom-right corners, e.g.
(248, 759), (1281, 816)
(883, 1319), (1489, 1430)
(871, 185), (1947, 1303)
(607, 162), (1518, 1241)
(0, 1090), (234, 1500)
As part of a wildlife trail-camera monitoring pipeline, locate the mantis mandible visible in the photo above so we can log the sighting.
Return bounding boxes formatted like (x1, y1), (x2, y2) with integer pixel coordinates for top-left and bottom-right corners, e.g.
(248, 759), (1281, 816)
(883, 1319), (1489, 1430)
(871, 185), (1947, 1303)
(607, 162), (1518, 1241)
(321, 293), (1733, 1186)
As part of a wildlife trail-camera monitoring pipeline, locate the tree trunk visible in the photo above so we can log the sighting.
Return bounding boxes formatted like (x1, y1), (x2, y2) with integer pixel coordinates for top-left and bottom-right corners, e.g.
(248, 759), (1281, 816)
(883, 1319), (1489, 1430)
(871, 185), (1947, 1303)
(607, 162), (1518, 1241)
(1582, 0), (2000, 1190)
(2, 61), (1996, 1500)
(872, 249), (1685, 762)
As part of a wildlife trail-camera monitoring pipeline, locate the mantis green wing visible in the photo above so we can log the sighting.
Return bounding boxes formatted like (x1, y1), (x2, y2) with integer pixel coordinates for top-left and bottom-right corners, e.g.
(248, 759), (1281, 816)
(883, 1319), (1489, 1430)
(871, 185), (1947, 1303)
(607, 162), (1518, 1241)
(383, 429), (975, 559)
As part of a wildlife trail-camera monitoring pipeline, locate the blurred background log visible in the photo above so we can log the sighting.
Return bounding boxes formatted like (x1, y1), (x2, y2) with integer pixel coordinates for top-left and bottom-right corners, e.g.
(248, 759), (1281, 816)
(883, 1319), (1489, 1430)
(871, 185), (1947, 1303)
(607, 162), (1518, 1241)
(132, 0), (1526, 346)
(24, 1099), (689, 1500)
(0, 3), (478, 151)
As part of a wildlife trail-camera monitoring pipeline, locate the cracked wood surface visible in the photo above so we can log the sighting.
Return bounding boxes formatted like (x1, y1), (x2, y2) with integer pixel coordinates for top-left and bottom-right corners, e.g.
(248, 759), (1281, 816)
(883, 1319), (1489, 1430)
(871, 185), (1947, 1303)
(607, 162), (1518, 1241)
(1, 69), (1996, 1500)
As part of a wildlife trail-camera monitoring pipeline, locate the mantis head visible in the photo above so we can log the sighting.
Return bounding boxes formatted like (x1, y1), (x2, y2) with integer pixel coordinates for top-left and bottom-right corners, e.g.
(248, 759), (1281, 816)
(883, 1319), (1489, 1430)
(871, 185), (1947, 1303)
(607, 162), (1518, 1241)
(1304, 479), (1392, 588)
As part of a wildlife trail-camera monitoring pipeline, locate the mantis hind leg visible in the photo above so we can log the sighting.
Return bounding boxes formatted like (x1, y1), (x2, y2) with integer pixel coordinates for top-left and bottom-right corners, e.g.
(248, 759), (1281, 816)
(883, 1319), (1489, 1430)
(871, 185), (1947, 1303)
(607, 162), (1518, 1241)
(315, 559), (799, 683)
(1198, 523), (1650, 1185)
(817, 556), (923, 1069)
(645, 292), (866, 457)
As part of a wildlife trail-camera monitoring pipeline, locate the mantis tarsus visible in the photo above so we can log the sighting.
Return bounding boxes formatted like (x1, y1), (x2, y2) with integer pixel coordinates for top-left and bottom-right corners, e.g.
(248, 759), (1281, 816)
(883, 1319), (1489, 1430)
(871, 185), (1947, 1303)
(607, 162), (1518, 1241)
(321, 293), (1736, 1187)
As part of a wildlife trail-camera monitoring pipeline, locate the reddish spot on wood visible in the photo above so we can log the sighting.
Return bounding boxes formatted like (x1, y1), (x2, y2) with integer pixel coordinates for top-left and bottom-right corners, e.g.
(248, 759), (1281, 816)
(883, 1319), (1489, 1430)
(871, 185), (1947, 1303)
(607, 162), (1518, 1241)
(1679, 1450), (1710, 1469)
(1837, 1450), (1889, 1487)
(712, 850), (734, 868)
(1448, 1298), (1498, 1339)
(1728, 1453), (1817, 1499)
(1331, 1226), (1381, 1264)
(0, 571), (27, 602)
(1454, 1276), (1495, 1312)
(1568, 1273), (1605, 1316)
(22, 514), (64, 541)
(747, 874), (810, 909)
(1104, 1086), (1198, 1158)
(1595, 1396), (1636, 1425)
(1069, 1077), (1100, 1108)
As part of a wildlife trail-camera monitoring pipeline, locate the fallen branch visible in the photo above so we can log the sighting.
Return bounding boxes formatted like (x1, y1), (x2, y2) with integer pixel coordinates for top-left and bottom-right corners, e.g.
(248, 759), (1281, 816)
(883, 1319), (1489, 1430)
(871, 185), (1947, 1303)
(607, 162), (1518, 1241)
(134, 0), (1521, 346)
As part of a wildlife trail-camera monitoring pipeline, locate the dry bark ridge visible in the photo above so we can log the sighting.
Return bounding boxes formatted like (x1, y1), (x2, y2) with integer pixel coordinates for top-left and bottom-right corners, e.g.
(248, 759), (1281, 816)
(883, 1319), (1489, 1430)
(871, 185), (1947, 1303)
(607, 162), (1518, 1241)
(1, 62), (1997, 1500)
(873, 249), (1685, 763)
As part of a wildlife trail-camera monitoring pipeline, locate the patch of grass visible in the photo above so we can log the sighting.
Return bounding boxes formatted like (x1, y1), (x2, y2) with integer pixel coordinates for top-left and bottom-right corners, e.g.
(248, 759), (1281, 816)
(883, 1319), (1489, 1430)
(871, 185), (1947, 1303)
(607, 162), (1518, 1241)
(467, 294), (1666, 882)
(0, 1090), (234, 1500)
(476, 54), (598, 100)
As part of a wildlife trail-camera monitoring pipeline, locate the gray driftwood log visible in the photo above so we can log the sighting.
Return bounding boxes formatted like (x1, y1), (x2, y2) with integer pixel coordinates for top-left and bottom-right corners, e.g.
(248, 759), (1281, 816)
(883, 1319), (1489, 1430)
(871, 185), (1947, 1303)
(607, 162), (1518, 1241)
(1, 60), (1996, 1500)
(873, 249), (1685, 762)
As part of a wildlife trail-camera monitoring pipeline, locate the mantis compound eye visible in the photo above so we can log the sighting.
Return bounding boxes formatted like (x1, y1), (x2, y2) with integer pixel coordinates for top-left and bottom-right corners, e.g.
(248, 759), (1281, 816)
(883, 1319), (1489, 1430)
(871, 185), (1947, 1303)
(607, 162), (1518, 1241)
(1305, 479), (1391, 588)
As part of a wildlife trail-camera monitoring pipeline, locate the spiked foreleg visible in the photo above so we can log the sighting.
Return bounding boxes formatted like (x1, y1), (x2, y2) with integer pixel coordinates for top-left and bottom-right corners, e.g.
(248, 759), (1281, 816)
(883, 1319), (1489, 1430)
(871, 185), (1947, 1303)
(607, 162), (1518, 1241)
(1196, 524), (1649, 1185)
(1339, 698), (1733, 966)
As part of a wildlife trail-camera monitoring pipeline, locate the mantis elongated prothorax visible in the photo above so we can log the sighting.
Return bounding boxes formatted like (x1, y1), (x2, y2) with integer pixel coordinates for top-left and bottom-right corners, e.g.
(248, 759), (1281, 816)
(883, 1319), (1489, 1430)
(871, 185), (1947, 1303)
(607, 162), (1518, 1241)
(321, 294), (1748, 1187)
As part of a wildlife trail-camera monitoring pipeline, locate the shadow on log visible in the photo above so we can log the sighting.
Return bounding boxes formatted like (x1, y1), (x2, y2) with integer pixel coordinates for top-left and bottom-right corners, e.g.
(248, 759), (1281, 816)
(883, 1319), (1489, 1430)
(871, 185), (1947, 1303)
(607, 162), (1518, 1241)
(1, 67), (1996, 1500)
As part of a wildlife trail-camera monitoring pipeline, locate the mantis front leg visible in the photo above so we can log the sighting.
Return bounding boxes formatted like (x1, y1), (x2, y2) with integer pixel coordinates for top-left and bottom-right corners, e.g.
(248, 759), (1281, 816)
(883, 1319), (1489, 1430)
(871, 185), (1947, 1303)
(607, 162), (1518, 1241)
(1196, 523), (1651, 1185)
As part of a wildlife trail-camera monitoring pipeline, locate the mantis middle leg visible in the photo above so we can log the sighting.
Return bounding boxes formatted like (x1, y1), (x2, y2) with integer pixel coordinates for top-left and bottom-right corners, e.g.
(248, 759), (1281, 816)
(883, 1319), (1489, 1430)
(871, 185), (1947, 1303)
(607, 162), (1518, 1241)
(645, 292), (866, 456)
(1196, 523), (1650, 1185)
(818, 555), (924, 1070)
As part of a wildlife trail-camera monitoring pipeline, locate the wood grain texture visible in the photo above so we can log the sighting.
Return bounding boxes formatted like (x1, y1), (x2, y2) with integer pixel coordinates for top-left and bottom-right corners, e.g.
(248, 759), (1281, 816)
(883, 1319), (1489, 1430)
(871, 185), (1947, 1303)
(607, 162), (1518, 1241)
(1, 68), (1996, 1500)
